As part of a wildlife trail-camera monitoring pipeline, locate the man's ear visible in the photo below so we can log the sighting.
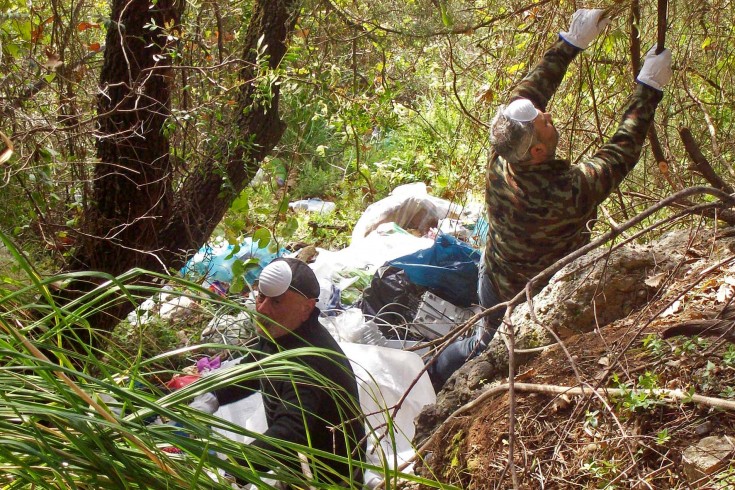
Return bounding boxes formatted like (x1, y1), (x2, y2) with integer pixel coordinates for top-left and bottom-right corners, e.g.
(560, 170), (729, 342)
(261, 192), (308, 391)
(299, 299), (317, 321)
(529, 143), (547, 163)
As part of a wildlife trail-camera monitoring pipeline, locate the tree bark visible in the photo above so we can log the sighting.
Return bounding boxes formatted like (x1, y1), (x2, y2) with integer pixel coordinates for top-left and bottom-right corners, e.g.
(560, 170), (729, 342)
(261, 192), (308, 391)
(63, 0), (300, 349)
(73, 0), (181, 276)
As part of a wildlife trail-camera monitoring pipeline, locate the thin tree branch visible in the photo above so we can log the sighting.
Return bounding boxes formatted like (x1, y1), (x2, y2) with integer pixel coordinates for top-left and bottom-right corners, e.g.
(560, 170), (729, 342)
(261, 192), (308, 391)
(656, 0), (668, 54)
(679, 127), (734, 194)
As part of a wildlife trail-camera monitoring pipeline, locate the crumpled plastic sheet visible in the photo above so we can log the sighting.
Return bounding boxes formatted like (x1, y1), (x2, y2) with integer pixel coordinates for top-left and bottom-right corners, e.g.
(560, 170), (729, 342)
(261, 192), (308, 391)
(212, 343), (436, 489)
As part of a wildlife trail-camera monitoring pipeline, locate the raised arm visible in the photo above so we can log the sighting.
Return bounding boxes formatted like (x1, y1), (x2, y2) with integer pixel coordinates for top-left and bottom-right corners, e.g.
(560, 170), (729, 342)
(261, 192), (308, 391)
(509, 39), (579, 111)
(574, 47), (672, 208)
(510, 9), (610, 110)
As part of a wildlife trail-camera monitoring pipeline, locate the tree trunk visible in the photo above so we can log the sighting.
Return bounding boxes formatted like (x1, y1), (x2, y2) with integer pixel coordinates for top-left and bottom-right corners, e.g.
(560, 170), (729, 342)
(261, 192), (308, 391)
(73, 0), (181, 276)
(63, 0), (300, 349)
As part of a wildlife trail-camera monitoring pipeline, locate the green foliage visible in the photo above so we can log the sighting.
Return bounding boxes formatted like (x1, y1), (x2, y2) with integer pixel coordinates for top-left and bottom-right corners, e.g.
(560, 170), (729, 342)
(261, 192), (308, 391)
(291, 161), (341, 199)
(611, 372), (666, 413)
(655, 428), (671, 445)
(111, 315), (197, 370)
(444, 429), (465, 478)
(642, 333), (667, 357)
(3, 1), (735, 487)
(582, 409), (602, 439)
(674, 336), (709, 356)
(5, 0), (733, 263)
(0, 230), (455, 489)
(714, 467), (735, 489)
(581, 457), (619, 487)
(723, 344), (735, 367)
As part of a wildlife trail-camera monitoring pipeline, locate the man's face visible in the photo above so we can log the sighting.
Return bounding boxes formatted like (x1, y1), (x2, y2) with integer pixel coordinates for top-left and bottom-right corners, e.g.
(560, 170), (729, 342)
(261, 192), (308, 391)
(532, 112), (559, 160)
(254, 288), (315, 338)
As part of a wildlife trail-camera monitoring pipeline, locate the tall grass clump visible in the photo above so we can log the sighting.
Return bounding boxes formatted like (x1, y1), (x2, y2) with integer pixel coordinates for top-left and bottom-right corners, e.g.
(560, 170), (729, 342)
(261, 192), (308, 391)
(0, 232), (452, 489)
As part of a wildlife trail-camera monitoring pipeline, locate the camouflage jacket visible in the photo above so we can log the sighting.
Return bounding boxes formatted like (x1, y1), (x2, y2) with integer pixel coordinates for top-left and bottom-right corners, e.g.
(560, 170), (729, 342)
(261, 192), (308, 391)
(484, 38), (663, 301)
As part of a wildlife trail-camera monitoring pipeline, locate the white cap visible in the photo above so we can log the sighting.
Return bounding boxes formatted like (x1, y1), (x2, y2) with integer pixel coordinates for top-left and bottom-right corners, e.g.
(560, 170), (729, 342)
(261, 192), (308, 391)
(504, 98), (540, 122)
(258, 260), (292, 297)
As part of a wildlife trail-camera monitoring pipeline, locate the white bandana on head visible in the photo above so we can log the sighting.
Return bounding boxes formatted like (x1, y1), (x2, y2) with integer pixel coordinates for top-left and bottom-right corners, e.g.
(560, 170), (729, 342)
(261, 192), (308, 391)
(504, 98), (540, 122)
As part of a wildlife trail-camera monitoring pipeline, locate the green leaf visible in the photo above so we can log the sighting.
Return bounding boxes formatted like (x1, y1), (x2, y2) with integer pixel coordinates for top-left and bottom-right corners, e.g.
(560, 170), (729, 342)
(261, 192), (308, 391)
(440, 4), (453, 28)
(230, 190), (250, 213)
(44, 72), (56, 83)
(231, 258), (245, 277)
(13, 19), (32, 41)
(4, 43), (21, 57)
(281, 217), (298, 238)
(224, 244), (240, 260)
(252, 227), (271, 248)
(277, 194), (289, 214)
(506, 62), (526, 75)
(230, 276), (244, 294)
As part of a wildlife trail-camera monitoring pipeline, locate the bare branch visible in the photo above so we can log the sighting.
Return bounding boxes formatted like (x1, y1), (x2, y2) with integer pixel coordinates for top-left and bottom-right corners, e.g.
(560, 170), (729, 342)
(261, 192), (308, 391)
(679, 126), (734, 194)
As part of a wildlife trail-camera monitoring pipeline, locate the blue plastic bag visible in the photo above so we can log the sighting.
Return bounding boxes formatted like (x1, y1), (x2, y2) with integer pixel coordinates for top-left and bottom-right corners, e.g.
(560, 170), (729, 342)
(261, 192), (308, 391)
(182, 237), (283, 286)
(388, 233), (480, 307)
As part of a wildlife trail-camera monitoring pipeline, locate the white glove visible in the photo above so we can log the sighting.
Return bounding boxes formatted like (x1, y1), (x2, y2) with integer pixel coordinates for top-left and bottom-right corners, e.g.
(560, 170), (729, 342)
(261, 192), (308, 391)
(189, 392), (220, 414)
(560, 9), (611, 49)
(637, 46), (673, 91)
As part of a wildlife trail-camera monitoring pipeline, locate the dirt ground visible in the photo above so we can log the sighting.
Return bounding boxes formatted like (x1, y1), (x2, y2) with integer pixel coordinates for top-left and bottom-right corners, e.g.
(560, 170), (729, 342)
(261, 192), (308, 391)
(416, 242), (735, 489)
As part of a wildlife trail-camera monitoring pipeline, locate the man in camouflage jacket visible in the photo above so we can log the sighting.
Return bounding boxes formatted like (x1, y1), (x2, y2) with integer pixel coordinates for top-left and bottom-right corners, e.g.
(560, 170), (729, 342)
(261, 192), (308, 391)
(428, 9), (673, 390)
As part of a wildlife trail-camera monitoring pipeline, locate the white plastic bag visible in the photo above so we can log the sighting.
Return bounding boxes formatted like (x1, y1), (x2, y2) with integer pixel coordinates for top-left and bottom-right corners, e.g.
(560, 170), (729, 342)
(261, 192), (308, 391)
(340, 343), (436, 488)
(210, 343), (436, 489)
(351, 183), (464, 242)
(321, 308), (390, 346)
(289, 198), (336, 214)
(310, 228), (434, 287)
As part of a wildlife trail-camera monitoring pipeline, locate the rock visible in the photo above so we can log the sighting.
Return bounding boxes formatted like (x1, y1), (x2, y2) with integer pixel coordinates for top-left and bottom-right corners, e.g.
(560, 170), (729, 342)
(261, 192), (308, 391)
(513, 240), (675, 340)
(695, 421), (714, 437)
(294, 244), (319, 263)
(681, 435), (735, 487)
(201, 310), (254, 346)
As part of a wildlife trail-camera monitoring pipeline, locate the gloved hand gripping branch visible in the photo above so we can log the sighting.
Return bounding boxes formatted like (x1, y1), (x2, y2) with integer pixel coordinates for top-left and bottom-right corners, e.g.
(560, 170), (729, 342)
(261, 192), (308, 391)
(636, 45), (673, 91)
(560, 8), (611, 50)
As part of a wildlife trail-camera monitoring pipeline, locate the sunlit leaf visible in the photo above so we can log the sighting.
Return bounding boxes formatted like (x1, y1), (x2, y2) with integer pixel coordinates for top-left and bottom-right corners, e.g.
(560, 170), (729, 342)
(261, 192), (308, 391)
(439, 3), (453, 28)
(506, 61), (526, 75)
(4, 43), (21, 57)
(14, 20), (32, 41)
(252, 228), (272, 248)
(281, 217), (298, 238)
(230, 192), (250, 214)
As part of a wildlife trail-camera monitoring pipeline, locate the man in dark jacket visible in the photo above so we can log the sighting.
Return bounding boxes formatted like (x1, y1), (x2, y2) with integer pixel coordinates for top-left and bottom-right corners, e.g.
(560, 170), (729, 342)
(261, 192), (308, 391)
(194, 257), (365, 487)
(428, 9), (673, 390)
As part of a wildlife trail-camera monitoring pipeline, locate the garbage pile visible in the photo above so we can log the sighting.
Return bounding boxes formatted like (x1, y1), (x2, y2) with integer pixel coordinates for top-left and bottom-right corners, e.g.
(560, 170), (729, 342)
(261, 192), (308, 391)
(163, 182), (487, 488)
(180, 182), (485, 348)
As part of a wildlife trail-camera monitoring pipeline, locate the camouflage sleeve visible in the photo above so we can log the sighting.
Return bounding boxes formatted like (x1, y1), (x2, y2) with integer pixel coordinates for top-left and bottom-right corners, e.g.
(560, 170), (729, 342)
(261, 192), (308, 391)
(573, 84), (663, 209)
(510, 38), (580, 110)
